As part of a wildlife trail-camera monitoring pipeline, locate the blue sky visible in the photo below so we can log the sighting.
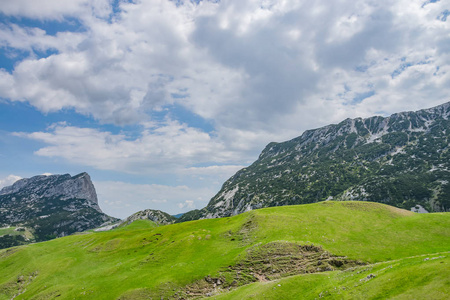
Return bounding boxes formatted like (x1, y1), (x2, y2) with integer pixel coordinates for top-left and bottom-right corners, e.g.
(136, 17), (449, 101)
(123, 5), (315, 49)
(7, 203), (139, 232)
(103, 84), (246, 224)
(0, 0), (449, 218)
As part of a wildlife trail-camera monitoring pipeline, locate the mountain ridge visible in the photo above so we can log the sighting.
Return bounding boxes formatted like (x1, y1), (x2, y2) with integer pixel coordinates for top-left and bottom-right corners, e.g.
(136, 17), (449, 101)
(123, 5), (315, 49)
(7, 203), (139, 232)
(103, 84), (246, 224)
(178, 101), (450, 222)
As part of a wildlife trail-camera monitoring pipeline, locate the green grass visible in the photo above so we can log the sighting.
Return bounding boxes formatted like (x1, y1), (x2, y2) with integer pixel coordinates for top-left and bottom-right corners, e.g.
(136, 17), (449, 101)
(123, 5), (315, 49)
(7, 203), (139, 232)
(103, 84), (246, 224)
(0, 227), (33, 239)
(0, 201), (448, 299)
(212, 254), (450, 299)
(0, 227), (16, 236)
(0, 226), (34, 248)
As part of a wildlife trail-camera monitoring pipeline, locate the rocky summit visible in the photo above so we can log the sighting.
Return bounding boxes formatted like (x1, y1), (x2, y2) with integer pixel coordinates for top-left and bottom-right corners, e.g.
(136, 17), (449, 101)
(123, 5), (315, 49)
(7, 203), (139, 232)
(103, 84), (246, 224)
(121, 209), (177, 226)
(179, 102), (450, 221)
(0, 172), (117, 245)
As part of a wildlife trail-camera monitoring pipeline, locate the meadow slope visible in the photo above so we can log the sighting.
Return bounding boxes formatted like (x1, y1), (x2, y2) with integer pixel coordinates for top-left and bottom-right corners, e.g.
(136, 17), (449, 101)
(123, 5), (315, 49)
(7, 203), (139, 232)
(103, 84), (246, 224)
(0, 201), (448, 299)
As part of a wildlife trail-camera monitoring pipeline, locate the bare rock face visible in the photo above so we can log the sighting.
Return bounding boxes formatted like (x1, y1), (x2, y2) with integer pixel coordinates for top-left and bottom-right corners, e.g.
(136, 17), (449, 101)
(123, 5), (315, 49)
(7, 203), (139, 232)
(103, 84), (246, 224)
(0, 172), (118, 243)
(0, 172), (100, 212)
(44, 173), (101, 212)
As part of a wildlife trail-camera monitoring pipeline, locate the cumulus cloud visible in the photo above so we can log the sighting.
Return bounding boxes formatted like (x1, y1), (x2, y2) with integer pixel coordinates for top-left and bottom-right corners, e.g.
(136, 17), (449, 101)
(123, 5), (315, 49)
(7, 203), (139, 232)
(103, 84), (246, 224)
(0, 175), (22, 189)
(1, 0), (450, 187)
(0, 0), (111, 20)
(1, 0), (448, 133)
(14, 122), (248, 174)
(95, 181), (214, 218)
(177, 200), (195, 210)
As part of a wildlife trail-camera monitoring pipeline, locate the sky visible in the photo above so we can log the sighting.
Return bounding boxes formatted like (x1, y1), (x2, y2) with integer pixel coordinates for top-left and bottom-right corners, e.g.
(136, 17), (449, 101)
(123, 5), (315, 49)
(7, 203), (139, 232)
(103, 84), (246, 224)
(0, 0), (449, 218)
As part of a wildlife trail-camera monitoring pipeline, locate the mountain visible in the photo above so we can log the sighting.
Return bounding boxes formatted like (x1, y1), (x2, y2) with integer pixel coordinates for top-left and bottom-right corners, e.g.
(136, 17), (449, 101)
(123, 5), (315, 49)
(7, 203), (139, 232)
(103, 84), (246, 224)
(121, 209), (176, 226)
(172, 213), (185, 219)
(0, 172), (118, 245)
(0, 201), (448, 299)
(179, 102), (450, 221)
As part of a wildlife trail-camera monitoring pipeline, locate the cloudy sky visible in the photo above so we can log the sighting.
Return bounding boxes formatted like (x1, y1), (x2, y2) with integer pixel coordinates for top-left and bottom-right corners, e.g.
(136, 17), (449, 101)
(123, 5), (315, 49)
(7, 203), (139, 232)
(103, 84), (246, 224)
(0, 0), (449, 218)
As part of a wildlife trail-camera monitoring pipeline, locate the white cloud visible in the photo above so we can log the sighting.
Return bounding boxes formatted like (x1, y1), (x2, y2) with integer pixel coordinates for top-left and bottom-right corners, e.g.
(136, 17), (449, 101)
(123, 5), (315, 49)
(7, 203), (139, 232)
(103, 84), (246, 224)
(1, 0), (450, 213)
(0, 23), (78, 53)
(0, 0), (448, 135)
(180, 165), (247, 185)
(15, 122), (247, 174)
(181, 165), (246, 177)
(0, 175), (22, 189)
(0, 0), (111, 20)
(178, 200), (195, 210)
(95, 181), (214, 218)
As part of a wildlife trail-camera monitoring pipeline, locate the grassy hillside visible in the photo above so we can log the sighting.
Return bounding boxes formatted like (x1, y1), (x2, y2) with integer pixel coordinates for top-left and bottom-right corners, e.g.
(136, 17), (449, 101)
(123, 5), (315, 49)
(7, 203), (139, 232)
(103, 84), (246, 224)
(0, 201), (449, 299)
(215, 254), (450, 299)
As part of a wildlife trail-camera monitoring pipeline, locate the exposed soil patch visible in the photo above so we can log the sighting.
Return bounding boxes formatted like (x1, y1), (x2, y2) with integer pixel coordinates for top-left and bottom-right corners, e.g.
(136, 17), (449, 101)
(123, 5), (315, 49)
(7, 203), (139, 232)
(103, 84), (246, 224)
(0, 270), (39, 299)
(177, 241), (365, 299)
(117, 242), (365, 299)
(0, 247), (19, 259)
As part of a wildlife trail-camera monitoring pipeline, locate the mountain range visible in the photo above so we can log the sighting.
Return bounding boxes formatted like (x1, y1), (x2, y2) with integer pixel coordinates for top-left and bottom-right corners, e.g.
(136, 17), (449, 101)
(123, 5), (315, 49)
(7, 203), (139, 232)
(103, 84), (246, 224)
(179, 101), (450, 221)
(0, 103), (449, 298)
(1, 102), (450, 245)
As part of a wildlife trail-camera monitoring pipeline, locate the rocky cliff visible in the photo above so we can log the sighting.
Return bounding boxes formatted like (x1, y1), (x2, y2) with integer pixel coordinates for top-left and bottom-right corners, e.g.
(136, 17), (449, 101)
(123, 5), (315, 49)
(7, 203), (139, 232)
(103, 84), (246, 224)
(0, 172), (118, 243)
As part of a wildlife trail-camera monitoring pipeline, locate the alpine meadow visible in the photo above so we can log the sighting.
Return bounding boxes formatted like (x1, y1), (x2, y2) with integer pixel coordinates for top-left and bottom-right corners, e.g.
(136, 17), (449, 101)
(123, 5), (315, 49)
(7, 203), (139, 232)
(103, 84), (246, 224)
(0, 0), (449, 299)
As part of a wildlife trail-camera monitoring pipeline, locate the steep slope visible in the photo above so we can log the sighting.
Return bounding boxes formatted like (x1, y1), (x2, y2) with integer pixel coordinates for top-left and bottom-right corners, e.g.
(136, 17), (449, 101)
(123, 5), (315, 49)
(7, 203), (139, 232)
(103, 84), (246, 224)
(0, 173), (117, 243)
(180, 102), (450, 220)
(0, 201), (448, 299)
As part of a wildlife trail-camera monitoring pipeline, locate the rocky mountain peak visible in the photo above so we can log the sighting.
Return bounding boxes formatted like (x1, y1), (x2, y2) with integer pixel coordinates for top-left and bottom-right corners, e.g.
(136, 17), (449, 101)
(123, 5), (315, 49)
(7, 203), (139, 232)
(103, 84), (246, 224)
(0, 172), (117, 245)
(123, 209), (176, 226)
(0, 172), (101, 213)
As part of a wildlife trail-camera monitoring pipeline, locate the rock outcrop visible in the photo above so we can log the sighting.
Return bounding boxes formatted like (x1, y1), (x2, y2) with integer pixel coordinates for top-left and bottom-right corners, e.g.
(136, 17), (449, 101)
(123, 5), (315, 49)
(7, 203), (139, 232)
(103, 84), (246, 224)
(122, 209), (176, 226)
